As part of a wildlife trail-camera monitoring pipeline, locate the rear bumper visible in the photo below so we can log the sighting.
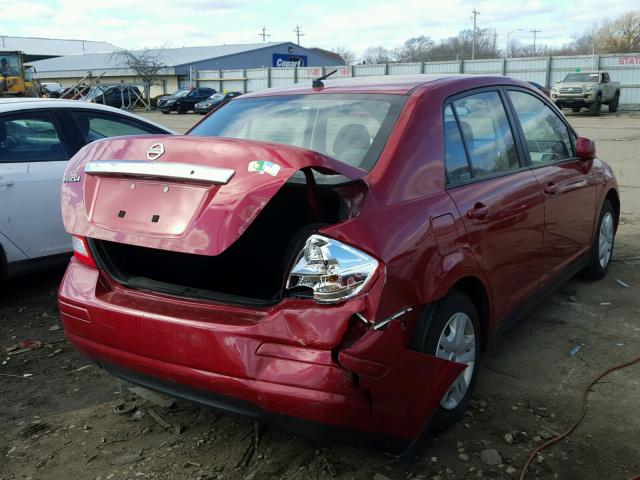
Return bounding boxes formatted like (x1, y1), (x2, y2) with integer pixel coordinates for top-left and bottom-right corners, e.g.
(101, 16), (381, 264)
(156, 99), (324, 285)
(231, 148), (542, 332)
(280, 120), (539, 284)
(58, 260), (464, 449)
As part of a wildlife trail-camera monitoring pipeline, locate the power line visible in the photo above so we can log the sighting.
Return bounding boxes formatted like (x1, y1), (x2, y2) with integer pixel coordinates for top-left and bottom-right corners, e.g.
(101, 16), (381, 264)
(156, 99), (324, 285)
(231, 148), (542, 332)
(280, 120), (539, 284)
(259, 26), (271, 42)
(471, 9), (480, 60)
(530, 29), (541, 55)
(293, 26), (304, 45)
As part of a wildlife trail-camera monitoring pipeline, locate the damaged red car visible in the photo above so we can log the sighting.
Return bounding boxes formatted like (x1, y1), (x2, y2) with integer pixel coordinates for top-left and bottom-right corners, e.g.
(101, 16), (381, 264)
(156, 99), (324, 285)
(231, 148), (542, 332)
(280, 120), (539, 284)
(58, 75), (619, 455)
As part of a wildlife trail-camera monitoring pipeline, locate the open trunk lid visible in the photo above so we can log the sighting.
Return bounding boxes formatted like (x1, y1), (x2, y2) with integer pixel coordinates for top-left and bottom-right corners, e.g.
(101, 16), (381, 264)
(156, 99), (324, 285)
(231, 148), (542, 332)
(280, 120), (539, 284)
(62, 135), (366, 256)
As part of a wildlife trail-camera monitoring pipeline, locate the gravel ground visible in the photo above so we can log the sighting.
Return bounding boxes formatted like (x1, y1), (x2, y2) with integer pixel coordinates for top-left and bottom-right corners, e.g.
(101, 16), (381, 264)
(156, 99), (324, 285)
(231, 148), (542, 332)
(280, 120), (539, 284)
(1, 109), (638, 480)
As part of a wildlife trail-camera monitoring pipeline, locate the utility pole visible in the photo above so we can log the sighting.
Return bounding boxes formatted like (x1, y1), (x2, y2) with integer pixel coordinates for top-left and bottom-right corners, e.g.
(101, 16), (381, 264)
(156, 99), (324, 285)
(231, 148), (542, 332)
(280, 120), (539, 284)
(293, 26), (304, 45)
(471, 9), (480, 60)
(259, 27), (271, 42)
(530, 29), (541, 55)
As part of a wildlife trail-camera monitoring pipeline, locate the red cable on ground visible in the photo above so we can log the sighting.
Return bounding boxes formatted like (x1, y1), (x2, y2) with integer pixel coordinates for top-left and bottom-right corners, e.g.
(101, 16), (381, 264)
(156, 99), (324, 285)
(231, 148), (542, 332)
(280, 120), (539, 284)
(519, 354), (640, 480)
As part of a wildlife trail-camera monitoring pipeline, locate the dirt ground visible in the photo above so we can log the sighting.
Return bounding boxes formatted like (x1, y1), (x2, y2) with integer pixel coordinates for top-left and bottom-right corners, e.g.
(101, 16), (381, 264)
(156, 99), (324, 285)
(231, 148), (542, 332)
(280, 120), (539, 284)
(1, 109), (639, 480)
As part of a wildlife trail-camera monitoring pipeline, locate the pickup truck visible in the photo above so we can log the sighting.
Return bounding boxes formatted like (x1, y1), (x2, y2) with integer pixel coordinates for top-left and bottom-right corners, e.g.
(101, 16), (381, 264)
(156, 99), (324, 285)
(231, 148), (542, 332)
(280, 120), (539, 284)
(551, 71), (620, 115)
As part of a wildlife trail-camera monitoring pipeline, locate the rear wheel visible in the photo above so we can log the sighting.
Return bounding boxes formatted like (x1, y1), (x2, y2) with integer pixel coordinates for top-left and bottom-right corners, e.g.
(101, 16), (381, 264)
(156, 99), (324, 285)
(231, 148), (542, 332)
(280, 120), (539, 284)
(589, 95), (602, 116)
(581, 200), (615, 280)
(412, 291), (480, 432)
(609, 93), (620, 113)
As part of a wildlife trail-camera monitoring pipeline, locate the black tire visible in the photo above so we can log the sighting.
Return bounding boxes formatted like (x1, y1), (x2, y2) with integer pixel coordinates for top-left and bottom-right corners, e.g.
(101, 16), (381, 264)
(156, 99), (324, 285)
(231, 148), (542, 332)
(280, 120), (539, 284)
(412, 290), (480, 432)
(160, 110), (170, 115)
(609, 93), (620, 113)
(589, 95), (602, 116)
(581, 200), (616, 280)
(572, 106), (581, 113)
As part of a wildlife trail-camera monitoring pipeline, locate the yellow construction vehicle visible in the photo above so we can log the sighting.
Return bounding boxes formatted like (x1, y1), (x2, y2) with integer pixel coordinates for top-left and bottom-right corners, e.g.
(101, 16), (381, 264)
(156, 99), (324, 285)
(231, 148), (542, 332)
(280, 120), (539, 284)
(0, 51), (39, 97)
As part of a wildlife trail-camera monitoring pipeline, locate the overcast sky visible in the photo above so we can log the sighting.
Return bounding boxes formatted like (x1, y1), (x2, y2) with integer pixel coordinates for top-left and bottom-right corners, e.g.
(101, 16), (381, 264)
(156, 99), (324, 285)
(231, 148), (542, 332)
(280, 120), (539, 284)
(0, 0), (635, 55)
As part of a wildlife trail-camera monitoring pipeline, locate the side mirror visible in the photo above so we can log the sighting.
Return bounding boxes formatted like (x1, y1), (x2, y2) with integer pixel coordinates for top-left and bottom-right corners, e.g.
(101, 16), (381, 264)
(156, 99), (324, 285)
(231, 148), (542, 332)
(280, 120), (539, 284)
(575, 136), (596, 161)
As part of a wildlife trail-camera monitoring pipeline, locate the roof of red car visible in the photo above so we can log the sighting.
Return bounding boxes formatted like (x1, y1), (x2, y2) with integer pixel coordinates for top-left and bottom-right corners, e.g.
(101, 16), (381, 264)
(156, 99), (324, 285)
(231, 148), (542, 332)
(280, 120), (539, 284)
(241, 74), (521, 97)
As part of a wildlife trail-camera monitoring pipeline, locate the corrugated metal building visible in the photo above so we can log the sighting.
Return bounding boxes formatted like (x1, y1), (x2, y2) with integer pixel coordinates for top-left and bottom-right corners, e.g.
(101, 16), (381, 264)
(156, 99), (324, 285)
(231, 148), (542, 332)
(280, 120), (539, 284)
(0, 35), (118, 62)
(31, 42), (343, 96)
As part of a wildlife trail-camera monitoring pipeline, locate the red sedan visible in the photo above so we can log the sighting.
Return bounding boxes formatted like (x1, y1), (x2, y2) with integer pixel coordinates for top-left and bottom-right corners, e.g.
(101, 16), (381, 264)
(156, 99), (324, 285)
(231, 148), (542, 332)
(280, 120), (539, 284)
(58, 75), (619, 455)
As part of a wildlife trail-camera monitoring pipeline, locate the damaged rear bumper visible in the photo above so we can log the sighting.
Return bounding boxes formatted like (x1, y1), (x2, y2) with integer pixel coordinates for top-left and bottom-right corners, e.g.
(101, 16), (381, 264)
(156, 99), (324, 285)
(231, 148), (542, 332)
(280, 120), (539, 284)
(58, 260), (465, 451)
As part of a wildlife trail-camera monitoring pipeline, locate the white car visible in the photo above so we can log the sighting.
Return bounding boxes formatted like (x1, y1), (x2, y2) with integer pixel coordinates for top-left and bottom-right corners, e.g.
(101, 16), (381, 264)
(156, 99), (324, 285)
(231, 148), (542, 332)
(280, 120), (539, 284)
(0, 99), (174, 279)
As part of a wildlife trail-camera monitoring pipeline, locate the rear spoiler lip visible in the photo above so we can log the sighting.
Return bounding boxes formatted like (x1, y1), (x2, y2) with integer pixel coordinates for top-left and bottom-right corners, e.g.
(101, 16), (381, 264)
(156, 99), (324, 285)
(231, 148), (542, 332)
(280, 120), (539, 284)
(84, 160), (235, 185)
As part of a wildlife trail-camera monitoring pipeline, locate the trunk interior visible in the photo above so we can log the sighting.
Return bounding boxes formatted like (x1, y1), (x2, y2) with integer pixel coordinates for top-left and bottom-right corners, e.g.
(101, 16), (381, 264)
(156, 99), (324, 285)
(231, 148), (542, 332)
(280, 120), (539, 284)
(90, 180), (358, 306)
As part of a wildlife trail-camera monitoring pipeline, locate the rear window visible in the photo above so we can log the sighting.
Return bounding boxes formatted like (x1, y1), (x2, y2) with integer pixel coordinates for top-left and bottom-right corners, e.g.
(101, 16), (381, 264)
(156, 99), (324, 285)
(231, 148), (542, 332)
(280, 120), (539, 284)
(189, 94), (406, 176)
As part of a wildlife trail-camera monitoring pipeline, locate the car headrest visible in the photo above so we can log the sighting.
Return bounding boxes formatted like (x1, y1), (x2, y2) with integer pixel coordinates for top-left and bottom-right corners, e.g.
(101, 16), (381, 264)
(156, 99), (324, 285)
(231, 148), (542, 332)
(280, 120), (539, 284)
(332, 124), (370, 160)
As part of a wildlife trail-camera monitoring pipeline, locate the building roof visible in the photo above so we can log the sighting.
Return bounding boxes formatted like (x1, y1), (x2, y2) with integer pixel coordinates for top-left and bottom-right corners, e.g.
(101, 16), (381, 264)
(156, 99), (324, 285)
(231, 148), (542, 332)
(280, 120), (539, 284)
(310, 48), (345, 65)
(31, 43), (292, 73)
(0, 35), (118, 57)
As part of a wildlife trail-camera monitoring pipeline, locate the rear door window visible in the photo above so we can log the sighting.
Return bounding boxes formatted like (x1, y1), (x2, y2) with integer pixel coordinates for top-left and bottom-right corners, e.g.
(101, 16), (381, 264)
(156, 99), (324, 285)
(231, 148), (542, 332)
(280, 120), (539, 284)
(451, 91), (520, 179)
(0, 112), (68, 163)
(507, 90), (574, 166)
(443, 105), (472, 182)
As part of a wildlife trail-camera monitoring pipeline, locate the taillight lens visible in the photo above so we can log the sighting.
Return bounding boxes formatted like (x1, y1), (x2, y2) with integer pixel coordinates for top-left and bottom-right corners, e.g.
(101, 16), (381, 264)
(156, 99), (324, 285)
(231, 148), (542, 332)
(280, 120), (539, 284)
(72, 235), (96, 268)
(285, 235), (379, 304)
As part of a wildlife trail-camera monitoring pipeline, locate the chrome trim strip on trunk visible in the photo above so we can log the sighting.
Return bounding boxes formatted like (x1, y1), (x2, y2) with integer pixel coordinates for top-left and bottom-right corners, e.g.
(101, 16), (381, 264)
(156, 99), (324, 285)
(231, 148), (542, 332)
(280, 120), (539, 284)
(84, 161), (235, 184)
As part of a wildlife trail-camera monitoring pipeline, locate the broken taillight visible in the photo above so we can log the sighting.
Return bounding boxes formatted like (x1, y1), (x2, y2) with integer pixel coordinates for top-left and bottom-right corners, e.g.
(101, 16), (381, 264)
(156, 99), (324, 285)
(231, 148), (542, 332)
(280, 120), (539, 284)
(286, 235), (379, 304)
(72, 235), (97, 268)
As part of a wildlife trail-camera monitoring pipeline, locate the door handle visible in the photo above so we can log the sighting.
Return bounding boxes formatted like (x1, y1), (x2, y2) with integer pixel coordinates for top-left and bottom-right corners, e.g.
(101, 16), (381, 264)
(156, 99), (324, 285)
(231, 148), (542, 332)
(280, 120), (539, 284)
(467, 203), (489, 219)
(0, 179), (15, 187)
(544, 182), (558, 195)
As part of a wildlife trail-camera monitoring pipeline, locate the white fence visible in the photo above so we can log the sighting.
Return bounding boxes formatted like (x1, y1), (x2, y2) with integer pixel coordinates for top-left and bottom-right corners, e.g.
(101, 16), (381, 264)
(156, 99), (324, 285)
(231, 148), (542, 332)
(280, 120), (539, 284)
(196, 53), (640, 106)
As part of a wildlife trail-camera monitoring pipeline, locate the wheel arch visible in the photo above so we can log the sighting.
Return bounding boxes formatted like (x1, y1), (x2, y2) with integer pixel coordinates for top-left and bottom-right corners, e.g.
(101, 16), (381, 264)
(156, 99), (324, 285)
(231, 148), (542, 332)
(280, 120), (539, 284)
(604, 188), (620, 231)
(451, 276), (491, 350)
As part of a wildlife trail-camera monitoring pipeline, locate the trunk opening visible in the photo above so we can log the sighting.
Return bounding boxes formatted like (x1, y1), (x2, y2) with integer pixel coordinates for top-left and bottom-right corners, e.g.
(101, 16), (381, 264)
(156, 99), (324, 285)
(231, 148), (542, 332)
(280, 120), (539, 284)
(90, 179), (365, 306)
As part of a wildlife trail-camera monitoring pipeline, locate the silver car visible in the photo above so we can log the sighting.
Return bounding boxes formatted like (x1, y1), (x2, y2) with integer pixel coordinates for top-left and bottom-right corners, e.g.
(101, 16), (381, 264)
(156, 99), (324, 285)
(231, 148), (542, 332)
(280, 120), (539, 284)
(0, 99), (174, 279)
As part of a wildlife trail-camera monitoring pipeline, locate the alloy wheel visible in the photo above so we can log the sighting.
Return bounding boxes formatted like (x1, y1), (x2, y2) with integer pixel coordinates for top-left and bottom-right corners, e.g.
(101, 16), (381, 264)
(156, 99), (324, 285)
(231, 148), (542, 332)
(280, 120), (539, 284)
(435, 312), (476, 410)
(599, 211), (614, 268)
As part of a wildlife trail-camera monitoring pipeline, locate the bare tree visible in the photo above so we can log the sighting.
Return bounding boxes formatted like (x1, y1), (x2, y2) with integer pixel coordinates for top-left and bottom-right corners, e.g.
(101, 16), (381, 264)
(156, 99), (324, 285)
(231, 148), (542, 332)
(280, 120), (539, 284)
(331, 46), (357, 65)
(594, 11), (640, 53)
(395, 36), (434, 62)
(430, 28), (500, 60)
(361, 46), (395, 64)
(113, 47), (167, 109)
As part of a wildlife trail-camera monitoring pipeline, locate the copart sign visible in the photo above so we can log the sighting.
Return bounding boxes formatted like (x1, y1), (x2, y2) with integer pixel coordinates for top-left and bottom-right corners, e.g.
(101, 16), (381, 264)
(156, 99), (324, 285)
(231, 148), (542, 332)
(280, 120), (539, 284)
(273, 54), (308, 67)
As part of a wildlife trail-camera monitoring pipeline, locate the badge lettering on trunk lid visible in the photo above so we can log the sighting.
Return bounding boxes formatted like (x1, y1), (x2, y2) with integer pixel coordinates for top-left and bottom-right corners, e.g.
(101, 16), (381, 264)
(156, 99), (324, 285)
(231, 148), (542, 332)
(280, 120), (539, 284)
(147, 143), (165, 160)
(248, 160), (280, 176)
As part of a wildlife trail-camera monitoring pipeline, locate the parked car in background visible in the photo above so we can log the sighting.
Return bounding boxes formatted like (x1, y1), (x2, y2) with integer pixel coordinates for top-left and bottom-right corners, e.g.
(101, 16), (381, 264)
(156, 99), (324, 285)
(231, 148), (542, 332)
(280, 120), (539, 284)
(155, 89), (189, 110)
(59, 75), (619, 455)
(194, 91), (243, 114)
(84, 85), (143, 109)
(527, 81), (550, 97)
(551, 71), (620, 115)
(40, 82), (64, 98)
(158, 87), (215, 114)
(0, 99), (174, 279)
